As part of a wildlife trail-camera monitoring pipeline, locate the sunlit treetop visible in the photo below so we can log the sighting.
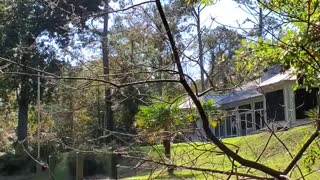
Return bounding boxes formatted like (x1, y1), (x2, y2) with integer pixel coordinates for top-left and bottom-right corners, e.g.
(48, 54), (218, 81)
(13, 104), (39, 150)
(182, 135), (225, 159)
(186, 0), (218, 5)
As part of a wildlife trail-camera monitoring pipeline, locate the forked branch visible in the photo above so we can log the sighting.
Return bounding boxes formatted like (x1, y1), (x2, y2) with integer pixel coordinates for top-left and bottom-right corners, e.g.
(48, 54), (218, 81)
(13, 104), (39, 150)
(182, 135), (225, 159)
(155, 0), (289, 179)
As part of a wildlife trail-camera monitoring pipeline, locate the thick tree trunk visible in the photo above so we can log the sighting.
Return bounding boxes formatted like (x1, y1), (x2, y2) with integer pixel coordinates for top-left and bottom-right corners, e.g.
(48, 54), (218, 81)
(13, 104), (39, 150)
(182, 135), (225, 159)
(17, 80), (29, 146)
(162, 137), (173, 175)
(17, 53), (30, 148)
(102, 0), (113, 143)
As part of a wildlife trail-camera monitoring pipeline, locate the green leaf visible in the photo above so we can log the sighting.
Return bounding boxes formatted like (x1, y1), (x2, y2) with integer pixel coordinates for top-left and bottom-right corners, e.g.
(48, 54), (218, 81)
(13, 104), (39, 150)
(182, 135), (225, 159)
(210, 121), (218, 127)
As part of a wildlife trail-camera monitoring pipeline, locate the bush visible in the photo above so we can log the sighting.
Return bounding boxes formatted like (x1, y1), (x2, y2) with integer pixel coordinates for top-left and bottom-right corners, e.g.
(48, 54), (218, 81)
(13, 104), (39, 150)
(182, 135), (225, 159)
(83, 152), (111, 176)
(53, 151), (113, 178)
(0, 153), (35, 175)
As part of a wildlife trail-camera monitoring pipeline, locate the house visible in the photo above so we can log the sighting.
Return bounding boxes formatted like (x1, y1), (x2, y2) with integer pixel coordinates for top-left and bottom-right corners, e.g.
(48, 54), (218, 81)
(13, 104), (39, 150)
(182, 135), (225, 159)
(181, 66), (318, 139)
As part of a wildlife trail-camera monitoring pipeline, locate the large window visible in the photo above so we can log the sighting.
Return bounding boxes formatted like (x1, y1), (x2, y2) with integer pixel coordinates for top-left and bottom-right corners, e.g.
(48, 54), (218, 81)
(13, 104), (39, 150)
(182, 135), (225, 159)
(240, 113), (246, 136)
(247, 113), (253, 128)
(239, 104), (252, 135)
(222, 101), (265, 137)
(225, 114), (237, 137)
(231, 116), (237, 136)
(254, 101), (264, 130)
(220, 123), (225, 137)
(266, 90), (285, 121)
(224, 108), (237, 137)
(214, 124), (220, 137)
(295, 88), (318, 119)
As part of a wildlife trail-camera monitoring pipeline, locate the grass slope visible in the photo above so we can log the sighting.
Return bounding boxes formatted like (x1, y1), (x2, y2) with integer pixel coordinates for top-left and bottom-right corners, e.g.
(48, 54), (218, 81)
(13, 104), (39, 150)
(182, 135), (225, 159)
(127, 125), (320, 179)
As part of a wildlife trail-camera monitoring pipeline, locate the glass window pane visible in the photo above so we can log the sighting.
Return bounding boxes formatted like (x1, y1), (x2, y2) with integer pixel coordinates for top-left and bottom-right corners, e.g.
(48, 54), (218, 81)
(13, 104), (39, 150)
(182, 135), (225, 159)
(247, 113), (252, 128)
(231, 115), (237, 135)
(261, 110), (265, 127)
(220, 123), (224, 137)
(239, 104), (251, 113)
(255, 101), (263, 110)
(226, 116), (231, 136)
(266, 90), (285, 121)
(255, 111), (261, 129)
(215, 125), (220, 137)
(240, 113), (246, 136)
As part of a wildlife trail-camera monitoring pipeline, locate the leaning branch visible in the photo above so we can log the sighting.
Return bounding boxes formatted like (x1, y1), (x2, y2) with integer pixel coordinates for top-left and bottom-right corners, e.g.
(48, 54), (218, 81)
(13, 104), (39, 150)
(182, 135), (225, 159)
(155, 0), (284, 178)
(122, 155), (272, 180)
(1, 71), (180, 89)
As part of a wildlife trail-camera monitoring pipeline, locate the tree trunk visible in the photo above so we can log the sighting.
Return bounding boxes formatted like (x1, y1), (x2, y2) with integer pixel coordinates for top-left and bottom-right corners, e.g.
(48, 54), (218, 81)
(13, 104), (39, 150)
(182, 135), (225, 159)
(17, 53), (31, 148)
(258, 7), (263, 37)
(67, 92), (74, 145)
(102, 0), (117, 178)
(17, 79), (29, 147)
(157, 56), (163, 96)
(102, 0), (113, 142)
(162, 137), (173, 175)
(196, 7), (205, 92)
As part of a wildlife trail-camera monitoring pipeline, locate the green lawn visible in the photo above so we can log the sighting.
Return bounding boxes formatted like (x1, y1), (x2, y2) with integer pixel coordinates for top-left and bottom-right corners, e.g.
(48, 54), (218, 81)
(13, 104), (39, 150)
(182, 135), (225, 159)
(126, 125), (320, 179)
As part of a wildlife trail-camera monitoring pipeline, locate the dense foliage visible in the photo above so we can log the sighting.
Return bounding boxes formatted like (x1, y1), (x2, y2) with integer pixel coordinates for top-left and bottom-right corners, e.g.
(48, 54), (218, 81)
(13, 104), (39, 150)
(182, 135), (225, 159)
(236, 0), (320, 87)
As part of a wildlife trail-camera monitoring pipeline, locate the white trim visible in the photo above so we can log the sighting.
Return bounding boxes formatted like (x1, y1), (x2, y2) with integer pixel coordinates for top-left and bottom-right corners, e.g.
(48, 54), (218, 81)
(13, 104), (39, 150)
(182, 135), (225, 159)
(260, 81), (295, 93)
(283, 86), (289, 123)
(287, 84), (296, 126)
(236, 109), (240, 136)
(282, 84), (296, 127)
(263, 95), (267, 124)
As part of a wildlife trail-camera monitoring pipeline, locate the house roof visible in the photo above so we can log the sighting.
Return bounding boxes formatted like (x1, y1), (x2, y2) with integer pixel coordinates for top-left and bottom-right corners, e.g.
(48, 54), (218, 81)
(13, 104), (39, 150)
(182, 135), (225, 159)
(218, 88), (262, 105)
(219, 69), (295, 105)
(178, 93), (226, 109)
(259, 69), (296, 87)
(203, 93), (227, 104)
(179, 67), (296, 109)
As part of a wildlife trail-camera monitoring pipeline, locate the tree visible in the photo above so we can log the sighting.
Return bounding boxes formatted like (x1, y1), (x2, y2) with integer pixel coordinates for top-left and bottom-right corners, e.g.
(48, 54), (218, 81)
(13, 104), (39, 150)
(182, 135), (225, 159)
(48, 62), (105, 148)
(203, 26), (244, 89)
(237, 0), (320, 86)
(106, 0), (190, 130)
(233, 0), (282, 38)
(0, 0), (57, 146)
(135, 99), (189, 175)
(0, 0), (102, 146)
(191, 4), (206, 91)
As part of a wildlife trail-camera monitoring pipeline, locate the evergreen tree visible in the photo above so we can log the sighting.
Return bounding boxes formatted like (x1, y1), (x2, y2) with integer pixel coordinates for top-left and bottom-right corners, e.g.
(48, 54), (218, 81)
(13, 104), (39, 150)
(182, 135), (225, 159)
(0, 0), (102, 146)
